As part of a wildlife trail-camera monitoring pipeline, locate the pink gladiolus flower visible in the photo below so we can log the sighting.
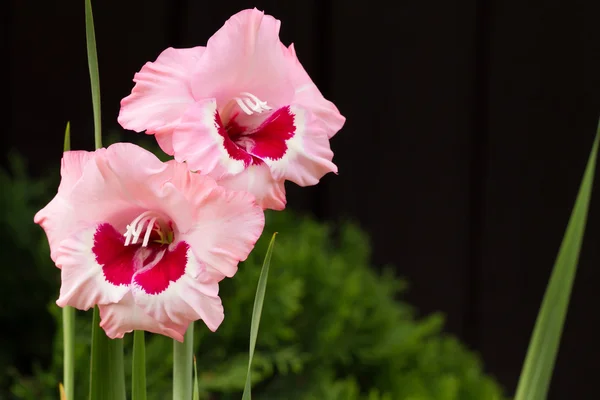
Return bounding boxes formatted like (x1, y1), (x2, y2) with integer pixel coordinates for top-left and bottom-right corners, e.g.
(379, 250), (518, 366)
(118, 8), (345, 210)
(34, 143), (264, 341)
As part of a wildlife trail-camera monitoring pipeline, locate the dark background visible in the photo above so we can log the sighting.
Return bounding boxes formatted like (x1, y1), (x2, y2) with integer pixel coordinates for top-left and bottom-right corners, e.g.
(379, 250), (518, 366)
(4, 0), (600, 398)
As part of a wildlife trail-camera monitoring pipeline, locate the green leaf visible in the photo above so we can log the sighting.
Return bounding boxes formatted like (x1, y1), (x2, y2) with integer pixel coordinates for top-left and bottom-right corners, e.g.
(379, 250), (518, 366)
(89, 306), (126, 400)
(242, 233), (278, 400)
(132, 331), (147, 400)
(85, 0), (102, 149)
(514, 121), (599, 400)
(85, 2), (121, 398)
(62, 122), (75, 400)
(173, 323), (194, 400)
(193, 356), (199, 400)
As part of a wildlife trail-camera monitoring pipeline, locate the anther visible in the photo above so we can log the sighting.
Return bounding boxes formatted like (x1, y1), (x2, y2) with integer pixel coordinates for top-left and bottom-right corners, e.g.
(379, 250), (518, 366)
(123, 211), (164, 247)
(233, 92), (272, 115)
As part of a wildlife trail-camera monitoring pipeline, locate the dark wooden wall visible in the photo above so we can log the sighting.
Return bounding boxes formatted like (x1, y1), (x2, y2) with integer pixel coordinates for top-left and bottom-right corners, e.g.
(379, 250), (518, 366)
(4, 0), (600, 398)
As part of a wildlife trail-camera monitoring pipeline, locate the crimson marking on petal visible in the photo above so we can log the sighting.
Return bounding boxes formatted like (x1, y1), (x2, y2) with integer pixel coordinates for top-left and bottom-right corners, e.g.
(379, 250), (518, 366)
(215, 111), (254, 167)
(133, 241), (189, 295)
(93, 223), (136, 286)
(247, 106), (295, 161)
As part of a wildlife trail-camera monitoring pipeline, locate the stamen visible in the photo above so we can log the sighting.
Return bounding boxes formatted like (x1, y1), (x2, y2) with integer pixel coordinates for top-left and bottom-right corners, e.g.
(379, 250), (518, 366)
(233, 92), (272, 115)
(234, 97), (254, 115)
(123, 211), (169, 247)
(142, 217), (157, 247)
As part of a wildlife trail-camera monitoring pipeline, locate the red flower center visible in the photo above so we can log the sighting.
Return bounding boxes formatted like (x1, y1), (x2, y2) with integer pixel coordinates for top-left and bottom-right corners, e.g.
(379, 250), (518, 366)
(92, 211), (188, 295)
(216, 93), (297, 168)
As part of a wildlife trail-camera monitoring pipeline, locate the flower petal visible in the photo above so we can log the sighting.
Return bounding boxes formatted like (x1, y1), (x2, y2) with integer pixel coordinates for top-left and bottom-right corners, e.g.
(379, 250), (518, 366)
(287, 44), (345, 139)
(191, 9), (294, 108)
(35, 145), (162, 266)
(68, 143), (193, 234)
(99, 293), (187, 341)
(155, 131), (175, 155)
(179, 185), (265, 278)
(131, 242), (225, 332)
(56, 223), (134, 310)
(259, 106), (337, 187)
(34, 151), (97, 262)
(172, 99), (252, 178)
(218, 163), (286, 211)
(118, 46), (205, 152)
(246, 106), (295, 161)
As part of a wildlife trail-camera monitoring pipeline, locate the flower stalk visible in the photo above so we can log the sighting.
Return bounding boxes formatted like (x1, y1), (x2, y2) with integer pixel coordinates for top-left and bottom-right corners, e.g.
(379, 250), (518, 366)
(173, 324), (194, 400)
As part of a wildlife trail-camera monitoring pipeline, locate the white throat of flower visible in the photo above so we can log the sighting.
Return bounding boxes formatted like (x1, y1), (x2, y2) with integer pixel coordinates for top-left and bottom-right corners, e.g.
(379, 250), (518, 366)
(123, 211), (171, 247)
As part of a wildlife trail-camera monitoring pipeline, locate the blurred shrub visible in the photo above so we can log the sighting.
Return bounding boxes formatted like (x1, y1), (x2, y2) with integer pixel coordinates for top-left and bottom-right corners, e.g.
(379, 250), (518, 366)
(2, 148), (508, 400)
(0, 153), (58, 394)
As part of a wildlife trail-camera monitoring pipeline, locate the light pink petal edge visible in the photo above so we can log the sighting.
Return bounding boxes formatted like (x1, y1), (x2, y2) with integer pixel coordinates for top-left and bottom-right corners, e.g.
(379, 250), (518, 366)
(56, 225), (130, 310)
(287, 43), (346, 139)
(34, 150), (97, 263)
(180, 185), (265, 278)
(265, 106), (338, 187)
(118, 47), (205, 154)
(99, 293), (188, 341)
(218, 163), (286, 211)
(131, 246), (225, 332)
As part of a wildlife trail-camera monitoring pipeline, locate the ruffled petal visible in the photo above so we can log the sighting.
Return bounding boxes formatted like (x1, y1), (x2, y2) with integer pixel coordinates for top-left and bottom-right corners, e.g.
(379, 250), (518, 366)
(56, 224), (134, 310)
(191, 9), (294, 108)
(118, 47), (205, 153)
(131, 241), (225, 332)
(179, 185), (265, 278)
(35, 143), (193, 269)
(172, 99), (252, 178)
(99, 293), (188, 341)
(286, 44), (345, 139)
(155, 131), (175, 155)
(257, 106), (337, 187)
(34, 151), (97, 262)
(218, 163), (286, 211)
(69, 143), (194, 234)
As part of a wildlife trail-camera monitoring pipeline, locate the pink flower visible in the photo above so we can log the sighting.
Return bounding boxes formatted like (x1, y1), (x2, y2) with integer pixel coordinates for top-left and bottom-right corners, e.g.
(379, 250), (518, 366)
(34, 143), (264, 341)
(118, 8), (345, 210)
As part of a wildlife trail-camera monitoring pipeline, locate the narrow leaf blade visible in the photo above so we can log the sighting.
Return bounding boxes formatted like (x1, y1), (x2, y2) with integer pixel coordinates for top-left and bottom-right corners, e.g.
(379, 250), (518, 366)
(89, 306), (126, 400)
(132, 331), (147, 400)
(193, 356), (199, 400)
(84, 0), (102, 149)
(514, 122), (599, 400)
(242, 233), (278, 400)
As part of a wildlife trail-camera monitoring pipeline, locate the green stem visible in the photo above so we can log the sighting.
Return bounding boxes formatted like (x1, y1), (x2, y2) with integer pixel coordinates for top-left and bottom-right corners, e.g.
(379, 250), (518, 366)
(63, 306), (75, 400)
(132, 331), (147, 400)
(173, 323), (194, 400)
(62, 121), (74, 400)
(89, 306), (126, 400)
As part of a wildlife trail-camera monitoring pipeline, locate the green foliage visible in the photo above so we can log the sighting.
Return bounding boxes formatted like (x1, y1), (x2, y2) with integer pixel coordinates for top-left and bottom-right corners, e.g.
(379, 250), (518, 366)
(0, 153), (58, 395)
(2, 152), (508, 400)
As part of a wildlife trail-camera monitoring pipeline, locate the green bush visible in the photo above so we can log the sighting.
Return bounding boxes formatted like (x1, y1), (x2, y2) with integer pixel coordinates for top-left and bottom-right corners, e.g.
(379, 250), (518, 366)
(2, 150), (508, 400)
